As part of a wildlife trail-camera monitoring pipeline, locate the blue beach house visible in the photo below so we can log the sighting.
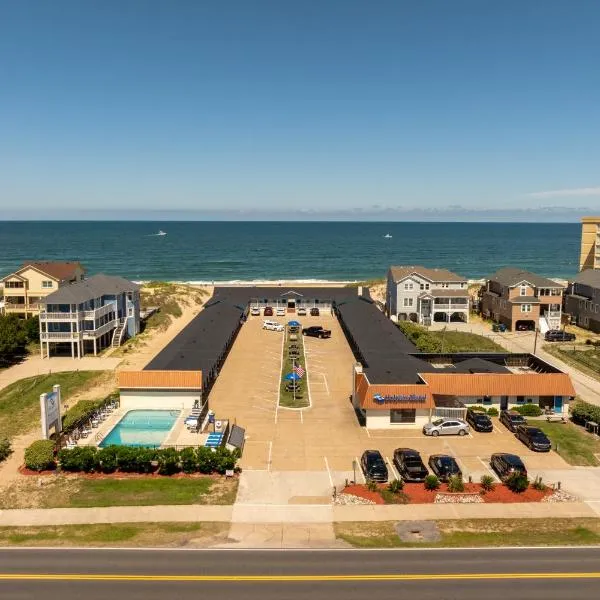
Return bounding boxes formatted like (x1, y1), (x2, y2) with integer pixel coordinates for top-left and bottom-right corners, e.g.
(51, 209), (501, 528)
(39, 274), (140, 358)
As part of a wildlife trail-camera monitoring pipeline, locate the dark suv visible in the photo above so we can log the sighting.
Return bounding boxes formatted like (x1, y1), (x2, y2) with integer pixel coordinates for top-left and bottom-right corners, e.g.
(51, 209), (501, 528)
(360, 450), (388, 483)
(545, 330), (576, 342)
(310, 307), (320, 316)
(263, 306), (273, 316)
(490, 453), (527, 481)
(302, 325), (331, 339)
(499, 410), (527, 432)
(392, 448), (428, 482)
(515, 425), (552, 452)
(428, 454), (462, 482)
(466, 409), (493, 432)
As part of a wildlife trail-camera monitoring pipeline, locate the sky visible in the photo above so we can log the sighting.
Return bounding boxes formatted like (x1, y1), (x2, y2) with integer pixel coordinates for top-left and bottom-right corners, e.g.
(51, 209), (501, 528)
(1, 0), (599, 220)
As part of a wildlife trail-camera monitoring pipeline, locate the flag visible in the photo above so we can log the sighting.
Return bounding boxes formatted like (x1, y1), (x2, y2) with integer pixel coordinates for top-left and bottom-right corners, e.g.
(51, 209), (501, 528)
(293, 364), (305, 378)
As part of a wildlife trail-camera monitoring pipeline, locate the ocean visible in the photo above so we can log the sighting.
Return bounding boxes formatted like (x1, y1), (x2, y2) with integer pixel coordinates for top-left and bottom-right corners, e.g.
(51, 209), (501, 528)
(0, 221), (581, 283)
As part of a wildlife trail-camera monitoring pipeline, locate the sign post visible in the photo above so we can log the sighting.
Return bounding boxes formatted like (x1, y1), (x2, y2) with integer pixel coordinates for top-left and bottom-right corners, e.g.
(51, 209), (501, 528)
(40, 384), (62, 440)
(352, 459), (357, 484)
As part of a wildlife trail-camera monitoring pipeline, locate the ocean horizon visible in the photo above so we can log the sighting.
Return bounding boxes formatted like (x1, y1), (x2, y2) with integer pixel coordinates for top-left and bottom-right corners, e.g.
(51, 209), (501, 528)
(0, 221), (581, 283)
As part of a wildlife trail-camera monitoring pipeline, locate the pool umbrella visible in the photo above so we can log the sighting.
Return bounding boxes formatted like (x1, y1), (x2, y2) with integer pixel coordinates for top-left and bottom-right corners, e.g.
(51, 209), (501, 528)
(284, 372), (301, 381)
(288, 320), (301, 327)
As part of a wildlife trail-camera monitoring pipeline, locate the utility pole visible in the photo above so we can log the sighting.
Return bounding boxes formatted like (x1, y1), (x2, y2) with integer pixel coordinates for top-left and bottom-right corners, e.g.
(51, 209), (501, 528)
(533, 327), (539, 354)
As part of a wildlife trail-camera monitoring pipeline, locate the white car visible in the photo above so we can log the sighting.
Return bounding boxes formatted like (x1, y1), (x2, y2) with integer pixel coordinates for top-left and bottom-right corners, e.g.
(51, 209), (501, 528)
(297, 307), (307, 316)
(263, 320), (284, 332)
(250, 306), (261, 316)
(276, 307), (286, 316)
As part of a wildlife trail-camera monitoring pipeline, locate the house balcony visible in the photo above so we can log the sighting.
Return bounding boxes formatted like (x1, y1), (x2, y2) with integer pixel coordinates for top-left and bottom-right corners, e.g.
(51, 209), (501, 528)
(82, 303), (116, 320)
(40, 331), (79, 341)
(4, 303), (27, 311)
(40, 311), (79, 321)
(432, 303), (469, 310)
(82, 320), (117, 339)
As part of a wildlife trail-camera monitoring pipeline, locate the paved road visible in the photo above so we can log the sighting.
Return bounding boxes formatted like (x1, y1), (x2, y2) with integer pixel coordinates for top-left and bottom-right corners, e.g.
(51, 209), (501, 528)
(1, 547), (599, 599)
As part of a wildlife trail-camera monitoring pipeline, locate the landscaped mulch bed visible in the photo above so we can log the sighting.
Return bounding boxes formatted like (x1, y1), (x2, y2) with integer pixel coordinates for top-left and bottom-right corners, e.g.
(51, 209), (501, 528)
(341, 482), (553, 505)
(18, 466), (236, 481)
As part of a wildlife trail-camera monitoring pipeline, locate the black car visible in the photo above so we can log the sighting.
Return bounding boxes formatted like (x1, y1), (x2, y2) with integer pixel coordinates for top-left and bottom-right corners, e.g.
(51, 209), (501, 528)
(545, 330), (576, 342)
(392, 448), (428, 482)
(360, 450), (388, 483)
(310, 307), (320, 316)
(428, 454), (462, 482)
(499, 410), (527, 432)
(466, 409), (493, 432)
(515, 425), (552, 452)
(490, 453), (527, 481)
(302, 325), (331, 339)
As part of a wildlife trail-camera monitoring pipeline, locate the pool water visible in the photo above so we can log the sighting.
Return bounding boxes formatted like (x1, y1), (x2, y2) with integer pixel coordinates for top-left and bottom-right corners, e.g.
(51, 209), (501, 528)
(99, 410), (181, 448)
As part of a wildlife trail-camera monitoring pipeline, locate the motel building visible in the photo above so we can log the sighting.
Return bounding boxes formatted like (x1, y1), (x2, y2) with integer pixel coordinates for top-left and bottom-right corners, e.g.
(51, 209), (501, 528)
(352, 355), (576, 429)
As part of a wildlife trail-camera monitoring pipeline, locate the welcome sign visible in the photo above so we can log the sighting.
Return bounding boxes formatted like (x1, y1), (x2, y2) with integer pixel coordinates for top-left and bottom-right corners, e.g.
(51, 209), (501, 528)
(373, 393), (427, 405)
(40, 385), (62, 439)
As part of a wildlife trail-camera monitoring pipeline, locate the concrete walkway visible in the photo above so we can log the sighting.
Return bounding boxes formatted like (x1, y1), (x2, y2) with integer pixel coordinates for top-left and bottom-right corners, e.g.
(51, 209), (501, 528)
(430, 321), (600, 406)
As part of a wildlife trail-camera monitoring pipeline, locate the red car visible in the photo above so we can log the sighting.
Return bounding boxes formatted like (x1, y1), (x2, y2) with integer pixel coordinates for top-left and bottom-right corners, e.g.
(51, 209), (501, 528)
(264, 306), (273, 316)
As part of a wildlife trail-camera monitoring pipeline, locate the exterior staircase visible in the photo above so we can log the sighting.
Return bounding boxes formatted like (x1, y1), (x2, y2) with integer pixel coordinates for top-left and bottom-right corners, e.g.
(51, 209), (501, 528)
(111, 319), (127, 348)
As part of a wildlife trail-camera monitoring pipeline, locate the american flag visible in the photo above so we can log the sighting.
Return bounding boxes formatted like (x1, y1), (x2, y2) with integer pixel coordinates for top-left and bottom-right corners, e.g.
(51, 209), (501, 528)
(293, 364), (305, 378)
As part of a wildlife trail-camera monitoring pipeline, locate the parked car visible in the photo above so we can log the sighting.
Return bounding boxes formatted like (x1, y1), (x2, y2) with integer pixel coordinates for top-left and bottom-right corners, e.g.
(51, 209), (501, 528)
(516, 322), (534, 331)
(499, 410), (527, 432)
(250, 306), (261, 316)
(422, 418), (469, 437)
(263, 306), (274, 316)
(302, 325), (331, 339)
(263, 320), (284, 332)
(360, 450), (388, 483)
(297, 307), (307, 316)
(490, 453), (527, 481)
(392, 448), (428, 482)
(492, 323), (507, 332)
(428, 454), (462, 482)
(545, 330), (576, 342)
(276, 307), (286, 316)
(466, 408), (493, 432)
(515, 425), (552, 452)
(310, 307), (320, 316)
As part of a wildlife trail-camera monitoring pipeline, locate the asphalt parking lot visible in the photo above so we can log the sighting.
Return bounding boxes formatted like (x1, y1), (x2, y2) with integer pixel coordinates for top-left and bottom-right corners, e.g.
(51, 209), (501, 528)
(209, 311), (572, 493)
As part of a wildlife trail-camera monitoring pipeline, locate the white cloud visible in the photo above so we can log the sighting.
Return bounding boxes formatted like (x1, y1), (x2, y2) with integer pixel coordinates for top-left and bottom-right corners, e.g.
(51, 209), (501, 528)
(528, 187), (600, 199)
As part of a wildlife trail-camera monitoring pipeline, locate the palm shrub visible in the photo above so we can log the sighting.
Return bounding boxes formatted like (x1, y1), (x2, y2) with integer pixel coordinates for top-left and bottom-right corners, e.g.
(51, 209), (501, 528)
(0, 438), (12, 463)
(505, 472), (529, 494)
(24, 440), (55, 471)
(480, 474), (495, 492)
(532, 476), (547, 491)
(366, 479), (378, 492)
(424, 474), (440, 490)
(447, 475), (465, 493)
(388, 479), (404, 493)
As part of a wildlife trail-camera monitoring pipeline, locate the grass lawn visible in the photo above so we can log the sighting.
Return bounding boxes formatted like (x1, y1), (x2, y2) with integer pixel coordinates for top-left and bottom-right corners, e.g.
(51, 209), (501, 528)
(279, 327), (309, 408)
(0, 371), (109, 441)
(336, 519), (600, 548)
(543, 345), (600, 383)
(534, 421), (600, 466)
(0, 522), (228, 547)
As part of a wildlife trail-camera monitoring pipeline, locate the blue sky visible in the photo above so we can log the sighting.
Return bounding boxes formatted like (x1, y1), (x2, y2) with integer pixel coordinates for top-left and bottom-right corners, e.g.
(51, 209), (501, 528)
(1, 1), (599, 218)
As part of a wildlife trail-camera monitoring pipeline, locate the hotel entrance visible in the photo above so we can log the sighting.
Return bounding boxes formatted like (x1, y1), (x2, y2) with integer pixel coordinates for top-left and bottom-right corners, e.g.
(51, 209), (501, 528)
(287, 299), (296, 313)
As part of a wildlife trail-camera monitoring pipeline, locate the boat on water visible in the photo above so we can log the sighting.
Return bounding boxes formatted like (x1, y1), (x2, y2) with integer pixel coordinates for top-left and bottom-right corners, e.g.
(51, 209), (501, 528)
(384, 233), (392, 239)
(153, 230), (167, 236)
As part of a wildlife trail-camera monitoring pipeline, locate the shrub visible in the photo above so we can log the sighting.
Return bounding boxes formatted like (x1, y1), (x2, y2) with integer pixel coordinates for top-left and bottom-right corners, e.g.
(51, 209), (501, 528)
(447, 475), (465, 493)
(157, 448), (180, 475)
(513, 404), (543, 417)
(96, 446), (118, 473)
(387, 479), (404, 493)
(571, 399), (600, 426)
(532, 476), (547, 491)
(480, 474), (495, 492)
(213, 446), (237, 474)
(135, 447), (158, 473)
(180, 447), (198, 474)
(0, 438), (12, 463)
(469, 405), (486, 412)
(115, 446), (140, 472)
(366, 480), (378, 492)
(62, 393), (119, 432)
(505, 472), (529, 494)
(58, 446), (98, 473)
(196, 446), (216, 474)
(424, 474), (440, 491)
(486, 407), (499, 417)
(24, 440), (55, 471)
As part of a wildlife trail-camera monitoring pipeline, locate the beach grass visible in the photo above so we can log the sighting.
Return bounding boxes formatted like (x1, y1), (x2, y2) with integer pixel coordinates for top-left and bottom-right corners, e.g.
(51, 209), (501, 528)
(534, 420), (600, 466)
(0, 371), (110, 441)
(279, 326), (309, 409)
(543, 345), (600, 384)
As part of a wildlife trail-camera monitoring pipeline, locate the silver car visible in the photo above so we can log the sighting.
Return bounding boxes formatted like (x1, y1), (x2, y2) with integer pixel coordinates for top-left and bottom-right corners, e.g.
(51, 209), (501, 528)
(423, 418), (469, 437)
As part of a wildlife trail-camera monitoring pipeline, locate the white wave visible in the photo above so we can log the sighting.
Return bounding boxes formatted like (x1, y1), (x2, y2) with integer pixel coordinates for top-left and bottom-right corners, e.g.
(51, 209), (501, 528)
(133, 278), (360, 286)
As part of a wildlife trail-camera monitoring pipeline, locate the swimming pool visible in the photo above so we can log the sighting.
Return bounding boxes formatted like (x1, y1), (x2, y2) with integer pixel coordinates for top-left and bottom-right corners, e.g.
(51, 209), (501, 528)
(99, 410), (181, 448)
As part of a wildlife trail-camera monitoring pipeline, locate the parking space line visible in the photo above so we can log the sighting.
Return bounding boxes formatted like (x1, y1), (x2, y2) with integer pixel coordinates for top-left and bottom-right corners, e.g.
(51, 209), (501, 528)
(321, 373), (330, 395)
(477, 455), (499, 480)
(324, 456), (334, 487)
(365, 428), (371, 438)
(386, 456), (401, 481)
(354, 456), (366, 483)
(300, 410), (304, 424)
(267, 441), (273, 471)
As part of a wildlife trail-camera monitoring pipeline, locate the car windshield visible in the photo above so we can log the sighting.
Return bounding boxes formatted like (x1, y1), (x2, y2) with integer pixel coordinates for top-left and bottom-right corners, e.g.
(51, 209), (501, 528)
(405, 459), (422, 468)
(475, 415), (489, 422)
(372, 460), (386, 470)
(511, 415), (525, 422)
(432, 419), (445, 426)
(439, 458), (455, 467)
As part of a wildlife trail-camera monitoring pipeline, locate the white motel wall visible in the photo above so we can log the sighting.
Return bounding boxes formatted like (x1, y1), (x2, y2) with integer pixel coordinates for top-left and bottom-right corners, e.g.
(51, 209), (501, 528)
(365, 409), (431, 429)
(119, 390), (201, 411)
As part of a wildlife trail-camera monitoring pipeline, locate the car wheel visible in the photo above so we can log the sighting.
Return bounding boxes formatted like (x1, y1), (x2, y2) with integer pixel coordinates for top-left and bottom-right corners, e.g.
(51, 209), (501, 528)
(431, 430), (439, 437)
(458, 429), (467, 436)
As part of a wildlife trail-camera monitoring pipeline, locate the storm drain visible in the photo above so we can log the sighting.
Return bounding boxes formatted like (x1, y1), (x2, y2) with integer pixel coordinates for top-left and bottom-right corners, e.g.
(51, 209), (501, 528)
(395, 521), (441, 543)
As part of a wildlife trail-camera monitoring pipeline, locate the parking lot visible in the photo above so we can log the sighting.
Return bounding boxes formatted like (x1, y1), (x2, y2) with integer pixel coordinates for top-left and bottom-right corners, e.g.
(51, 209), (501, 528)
(209, 311), (572, 491)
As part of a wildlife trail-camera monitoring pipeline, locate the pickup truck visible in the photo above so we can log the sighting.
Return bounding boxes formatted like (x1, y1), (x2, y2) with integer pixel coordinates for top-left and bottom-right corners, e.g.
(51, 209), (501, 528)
(302, 326), (331, 339)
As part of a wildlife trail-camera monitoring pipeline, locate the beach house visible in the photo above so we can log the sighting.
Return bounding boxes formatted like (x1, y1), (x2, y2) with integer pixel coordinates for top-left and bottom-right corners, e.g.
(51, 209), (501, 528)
(39, 274), (140, 358)
(565, 269), (600, 333)
(480, 267), (564, 332)
(1, 261), (86, 318)
(386, 265), (470, 325)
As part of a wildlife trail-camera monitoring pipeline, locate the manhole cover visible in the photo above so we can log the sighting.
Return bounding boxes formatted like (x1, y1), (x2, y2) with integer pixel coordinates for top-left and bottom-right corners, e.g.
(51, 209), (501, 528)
(396, 521), (441, 543)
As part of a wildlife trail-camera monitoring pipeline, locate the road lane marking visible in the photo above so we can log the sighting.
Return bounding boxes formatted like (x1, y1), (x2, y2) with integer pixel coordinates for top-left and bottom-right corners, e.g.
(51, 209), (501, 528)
(1, 572), (600, 582)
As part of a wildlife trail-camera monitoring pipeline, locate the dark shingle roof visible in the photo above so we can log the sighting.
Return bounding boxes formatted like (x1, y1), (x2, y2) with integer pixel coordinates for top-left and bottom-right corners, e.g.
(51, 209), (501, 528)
(573, 269), (600, 288)
(41, 274), (139, 304)
(389, 265), (466, 283)
(450, 357), (510, 374)
(488, 267), (564, 289)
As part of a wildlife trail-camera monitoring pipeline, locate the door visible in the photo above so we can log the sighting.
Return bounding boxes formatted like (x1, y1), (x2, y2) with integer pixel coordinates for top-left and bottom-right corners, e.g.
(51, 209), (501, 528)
(500, 396), (508, 411)
(554, 396), (563, 414)
(443, 421), (458, 435)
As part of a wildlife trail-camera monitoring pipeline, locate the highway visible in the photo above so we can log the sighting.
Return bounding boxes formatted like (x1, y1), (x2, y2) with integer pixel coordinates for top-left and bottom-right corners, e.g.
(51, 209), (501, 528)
(1, 547), (599, 599)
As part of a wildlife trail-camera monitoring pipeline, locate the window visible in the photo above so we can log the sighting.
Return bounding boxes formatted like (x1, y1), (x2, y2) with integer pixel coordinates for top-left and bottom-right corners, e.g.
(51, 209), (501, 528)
(390, 409), (416, 424)
(476, 398), (484, 404)
(420, 284), (424, 290)
(403, 298), (413, 307)
(483, 396), (492, 405)
(460, 282), (465, 288)
(521, 304), (531, 313)
(5, 281), (24, 288)
(425, 283), (430, 290)
(440, 283), (449, 288)
(42, 280), (53, 288)
(516, 396), (525, 404)
(404, 282), (414, 290)
(520, 286), (527, 296)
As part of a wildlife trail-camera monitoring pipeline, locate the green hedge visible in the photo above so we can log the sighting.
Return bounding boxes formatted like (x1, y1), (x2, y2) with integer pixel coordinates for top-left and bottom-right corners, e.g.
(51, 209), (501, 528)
(469, 406), (498, 416)
(56, 445), (240, 475)
(512, 404), (543, 417)
(571, 399), (600, 426)
(0, 438), (12, 463)
(24, 439), (55, 471)
(62, 392), (119, 432)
